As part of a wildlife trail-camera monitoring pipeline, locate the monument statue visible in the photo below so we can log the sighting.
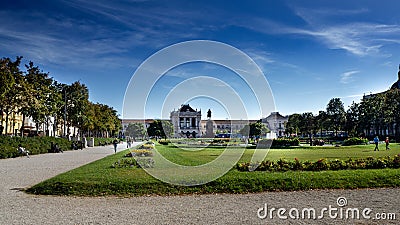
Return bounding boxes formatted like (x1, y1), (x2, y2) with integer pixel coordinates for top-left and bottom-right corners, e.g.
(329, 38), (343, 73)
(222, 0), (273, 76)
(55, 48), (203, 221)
(207, 109), (212, 119)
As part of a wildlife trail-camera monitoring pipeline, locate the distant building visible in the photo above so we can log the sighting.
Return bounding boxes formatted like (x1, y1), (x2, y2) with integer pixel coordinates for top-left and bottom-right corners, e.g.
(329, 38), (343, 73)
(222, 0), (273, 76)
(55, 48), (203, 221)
(200, 119), (258, 136)
(170, 104), (202, 138)
(122, 105), (287, 139)
(261, 112), (288, 137)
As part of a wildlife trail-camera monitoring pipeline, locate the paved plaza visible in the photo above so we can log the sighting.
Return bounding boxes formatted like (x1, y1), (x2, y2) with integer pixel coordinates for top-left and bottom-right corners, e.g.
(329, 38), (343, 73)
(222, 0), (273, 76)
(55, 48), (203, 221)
(0, 143), (399, 224)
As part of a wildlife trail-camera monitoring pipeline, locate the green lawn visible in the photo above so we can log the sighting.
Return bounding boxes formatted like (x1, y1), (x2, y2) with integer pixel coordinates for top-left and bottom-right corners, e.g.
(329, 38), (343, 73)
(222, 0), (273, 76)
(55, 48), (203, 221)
(26, 143), (400, 196)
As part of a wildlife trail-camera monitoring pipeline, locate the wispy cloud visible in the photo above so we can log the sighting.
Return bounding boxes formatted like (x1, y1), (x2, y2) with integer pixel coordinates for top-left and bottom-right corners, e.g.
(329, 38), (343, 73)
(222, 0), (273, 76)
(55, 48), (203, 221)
(290, 5), (400, 56)
(237, 5), (400, 57)
(340, 70), (359, 84)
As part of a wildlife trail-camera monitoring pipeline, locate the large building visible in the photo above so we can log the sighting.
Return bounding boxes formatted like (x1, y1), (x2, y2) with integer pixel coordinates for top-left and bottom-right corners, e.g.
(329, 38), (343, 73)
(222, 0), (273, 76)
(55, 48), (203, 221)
(261, 112), (289, 137)
(170, 104), (202, 138)
(199, 119), (258, 136)
(122, 108), (288, 138)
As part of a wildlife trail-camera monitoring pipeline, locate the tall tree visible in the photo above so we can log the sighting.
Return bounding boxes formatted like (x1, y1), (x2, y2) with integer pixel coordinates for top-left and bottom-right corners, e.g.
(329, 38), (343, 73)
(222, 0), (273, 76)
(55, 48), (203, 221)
(315, 110), (329, 137)
(24, 61), (54, 134)
(0, 57), (24, 135)
(326, 98), (346, 137)
(286, 113), (302, 136)
(345, 102), (361, 137)
(125, 122), (146, 141)
(249, 121), (269, 138)
(65, 81), (89, 137)
(147, 120), (174, 139)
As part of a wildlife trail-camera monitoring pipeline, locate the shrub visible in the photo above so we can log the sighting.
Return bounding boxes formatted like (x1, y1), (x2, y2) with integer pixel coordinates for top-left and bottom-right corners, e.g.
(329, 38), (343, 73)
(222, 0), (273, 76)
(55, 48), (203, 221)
(271, 138), (300, 147)
(342, 137), (369, 146)
(111, 157), (154, 168)
(0, 136), (72, 159)
(158, 139), (170, 145)
(125, 149), (153, 157)
(236, 155), (400, 172)
(94, 138), (115, 146)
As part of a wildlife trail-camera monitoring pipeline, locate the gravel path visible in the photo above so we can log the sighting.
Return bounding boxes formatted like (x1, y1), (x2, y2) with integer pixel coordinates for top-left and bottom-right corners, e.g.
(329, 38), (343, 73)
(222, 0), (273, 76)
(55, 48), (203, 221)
(1, 143), (399, 225)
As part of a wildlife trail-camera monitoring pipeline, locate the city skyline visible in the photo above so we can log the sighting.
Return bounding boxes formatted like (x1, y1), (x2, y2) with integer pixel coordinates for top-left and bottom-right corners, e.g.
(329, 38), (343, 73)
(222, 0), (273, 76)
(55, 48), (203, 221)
(1, 0), (400, 119)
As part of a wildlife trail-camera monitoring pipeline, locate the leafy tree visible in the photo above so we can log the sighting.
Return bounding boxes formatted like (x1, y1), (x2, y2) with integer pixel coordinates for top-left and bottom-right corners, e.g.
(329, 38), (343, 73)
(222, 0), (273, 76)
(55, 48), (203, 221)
(0, 57), (24, 135)
(383, 89), (400, 140)
(300, 112), (316, 145)
(147, 120), (174, 139)
(249, 121), (269, 138)
(24, 61), (54, 134)
(345, 102), (361, 137)
(125, 122), (146, 140)
(326, 98), (346, 137)
(239, 124), (250, 137)
(161, 120), (174, 139)
(315, 110), (329, 137)
(63, 81), (89, 137)
(286, 113), (302, 136)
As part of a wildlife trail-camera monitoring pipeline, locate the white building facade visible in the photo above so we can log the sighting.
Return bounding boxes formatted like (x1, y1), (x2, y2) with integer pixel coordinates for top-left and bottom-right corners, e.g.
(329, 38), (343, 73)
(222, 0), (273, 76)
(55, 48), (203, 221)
(170, 104), (202, 138)
(262, 112), (289, 137)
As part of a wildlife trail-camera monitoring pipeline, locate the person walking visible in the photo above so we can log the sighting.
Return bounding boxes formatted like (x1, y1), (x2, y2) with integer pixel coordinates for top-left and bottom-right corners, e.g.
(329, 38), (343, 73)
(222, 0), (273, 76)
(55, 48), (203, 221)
(113, 138), (119, 154)
(385, 137), (390, 150)
(373, 136), (379, 151)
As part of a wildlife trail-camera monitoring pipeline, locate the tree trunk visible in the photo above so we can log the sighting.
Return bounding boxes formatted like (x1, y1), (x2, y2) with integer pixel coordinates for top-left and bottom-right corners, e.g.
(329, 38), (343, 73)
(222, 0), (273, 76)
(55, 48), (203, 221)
(5, 111), (10, 135)
(20, 114), (25, 136)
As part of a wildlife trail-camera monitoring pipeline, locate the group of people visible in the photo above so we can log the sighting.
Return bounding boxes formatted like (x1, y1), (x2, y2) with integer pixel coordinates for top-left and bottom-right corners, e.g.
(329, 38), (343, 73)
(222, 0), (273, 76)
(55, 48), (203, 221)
(112, 138), (134, 153)
(373, 136), (390, 151)
(71, 141), (84, 150)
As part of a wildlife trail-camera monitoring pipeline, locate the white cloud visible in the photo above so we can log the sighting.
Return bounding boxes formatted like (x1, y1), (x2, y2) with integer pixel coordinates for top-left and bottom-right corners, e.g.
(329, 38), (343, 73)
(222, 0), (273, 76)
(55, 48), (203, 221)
(340, 70), (359, 84)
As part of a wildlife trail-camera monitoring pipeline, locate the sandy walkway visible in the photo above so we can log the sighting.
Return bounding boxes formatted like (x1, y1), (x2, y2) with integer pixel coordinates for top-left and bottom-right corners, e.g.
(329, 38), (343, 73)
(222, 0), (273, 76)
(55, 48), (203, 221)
(0, 143), (399, 224)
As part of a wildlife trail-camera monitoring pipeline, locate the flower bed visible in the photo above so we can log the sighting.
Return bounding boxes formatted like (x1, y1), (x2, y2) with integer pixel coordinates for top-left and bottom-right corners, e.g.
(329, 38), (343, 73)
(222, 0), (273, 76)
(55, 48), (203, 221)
(125, 149), (153, 157)
(237, 154), (400, 172)
(111, 158), (154, 168)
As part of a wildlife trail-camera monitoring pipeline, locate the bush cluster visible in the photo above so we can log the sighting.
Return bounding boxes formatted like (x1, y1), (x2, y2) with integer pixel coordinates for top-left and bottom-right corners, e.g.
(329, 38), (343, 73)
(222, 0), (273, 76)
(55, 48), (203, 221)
(271, 138), (300, 147)
(236, 155), (400, 172)
(158, 139), (170, 145)
(111, 158), (155, 168)
(125, 149), (153, 157)
(342, 137), (369, 146)
(0, 136), (72, 159)
(93, 138), (116, 146)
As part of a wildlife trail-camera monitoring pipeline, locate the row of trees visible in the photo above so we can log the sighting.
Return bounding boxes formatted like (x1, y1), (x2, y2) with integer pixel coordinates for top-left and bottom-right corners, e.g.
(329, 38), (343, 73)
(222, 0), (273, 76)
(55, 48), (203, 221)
(124, 120), (174, 140)
(0, 56), (121, 137)
(286, 89), (400, 140)
(124, 120), (269, 140)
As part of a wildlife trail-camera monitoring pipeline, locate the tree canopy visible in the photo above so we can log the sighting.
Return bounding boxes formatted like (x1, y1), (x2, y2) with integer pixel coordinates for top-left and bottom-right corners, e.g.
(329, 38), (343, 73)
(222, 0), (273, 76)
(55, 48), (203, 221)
(0, 56), (121, 137)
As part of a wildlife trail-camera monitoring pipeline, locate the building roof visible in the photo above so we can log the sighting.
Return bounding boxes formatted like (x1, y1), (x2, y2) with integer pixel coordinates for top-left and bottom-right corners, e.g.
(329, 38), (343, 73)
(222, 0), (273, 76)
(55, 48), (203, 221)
(264, 112), (288, 120)
(179, 104), (197, 112)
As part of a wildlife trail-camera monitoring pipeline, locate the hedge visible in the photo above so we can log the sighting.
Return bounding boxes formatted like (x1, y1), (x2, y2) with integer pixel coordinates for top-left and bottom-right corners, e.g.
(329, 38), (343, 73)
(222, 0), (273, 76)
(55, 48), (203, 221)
(0, 136), (72, 159)
(237, 155), (400, 172)
(342, 137), (369, 146)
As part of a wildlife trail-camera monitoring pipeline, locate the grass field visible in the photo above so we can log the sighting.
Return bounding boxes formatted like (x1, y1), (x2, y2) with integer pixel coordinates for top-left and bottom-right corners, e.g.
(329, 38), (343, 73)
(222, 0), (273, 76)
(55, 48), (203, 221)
(26, 142), (400, 196)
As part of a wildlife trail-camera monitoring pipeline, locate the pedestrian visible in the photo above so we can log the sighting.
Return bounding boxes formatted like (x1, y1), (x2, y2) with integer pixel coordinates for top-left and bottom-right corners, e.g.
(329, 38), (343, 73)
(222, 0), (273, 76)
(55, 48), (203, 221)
(385, 137), (390, 150)
(373, 136), (379, 151)
(127, 138), (132, 148)
(17, 144), (30, 158)
(113, 138), (118, 153)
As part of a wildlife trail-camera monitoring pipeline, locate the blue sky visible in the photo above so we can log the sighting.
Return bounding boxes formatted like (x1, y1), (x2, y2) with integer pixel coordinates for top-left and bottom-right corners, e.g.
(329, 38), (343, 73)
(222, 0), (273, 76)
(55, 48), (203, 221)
(1, 0), (400, 119)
